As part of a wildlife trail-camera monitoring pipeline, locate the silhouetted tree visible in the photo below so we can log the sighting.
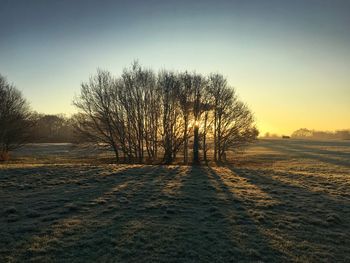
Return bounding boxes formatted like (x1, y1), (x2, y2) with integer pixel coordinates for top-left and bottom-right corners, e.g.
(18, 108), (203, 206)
(207, 73), (229, 162)
(158, 71), (183, 164)
(208, 73), (258, 162)
(74, 63), (258, 164)
(119, 62), (159, 162)
(178, 72), (194, 164)
(0, 75), (32, 160)
(191, 74), (205, 164)
(201, 83), (214, 163)
(73, 70), (121, 161)
(74, 63), (163, 163)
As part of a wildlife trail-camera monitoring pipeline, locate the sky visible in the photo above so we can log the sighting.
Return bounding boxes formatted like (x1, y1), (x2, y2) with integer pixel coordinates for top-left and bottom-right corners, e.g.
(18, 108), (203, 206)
(0, 0), (349, 135)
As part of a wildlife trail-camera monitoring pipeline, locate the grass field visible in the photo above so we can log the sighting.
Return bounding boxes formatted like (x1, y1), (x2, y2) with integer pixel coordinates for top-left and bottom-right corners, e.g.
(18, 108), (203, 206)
(1, 139), (349, 262)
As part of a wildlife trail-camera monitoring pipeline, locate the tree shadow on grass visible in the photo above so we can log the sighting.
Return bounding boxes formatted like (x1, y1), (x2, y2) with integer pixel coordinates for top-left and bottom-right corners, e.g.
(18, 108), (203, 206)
(3, 164), (287, 262)
(1, 165), (168, 262)
(124, 165), (287, 262)
(261, 141), (350, 168)
(288, 143), (350, 158)
(226, 165), (350, 262)
(55, 165), (188, 262)
(105, 165), (286, 262)
(21, 165), (189, 263)
(203, 166), (287, 262)
(4, 163), (349, 262)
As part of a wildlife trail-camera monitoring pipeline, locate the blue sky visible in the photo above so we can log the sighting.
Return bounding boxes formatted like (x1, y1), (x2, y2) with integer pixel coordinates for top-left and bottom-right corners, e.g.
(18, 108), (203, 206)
(1, 0), (349, 134)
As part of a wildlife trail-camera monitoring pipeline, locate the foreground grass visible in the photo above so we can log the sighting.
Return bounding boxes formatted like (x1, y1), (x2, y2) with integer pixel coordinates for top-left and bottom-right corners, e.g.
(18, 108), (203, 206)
(0, 140), (349, 262)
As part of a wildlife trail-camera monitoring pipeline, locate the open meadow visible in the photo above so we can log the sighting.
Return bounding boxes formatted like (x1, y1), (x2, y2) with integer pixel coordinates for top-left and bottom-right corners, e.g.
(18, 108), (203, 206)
(1, 139), (349, 262)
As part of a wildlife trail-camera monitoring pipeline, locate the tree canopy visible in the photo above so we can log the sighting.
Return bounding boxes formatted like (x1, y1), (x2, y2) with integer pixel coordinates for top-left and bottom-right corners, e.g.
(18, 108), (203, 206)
(74, 62), (258, 164)
(0, 75), (32, 160)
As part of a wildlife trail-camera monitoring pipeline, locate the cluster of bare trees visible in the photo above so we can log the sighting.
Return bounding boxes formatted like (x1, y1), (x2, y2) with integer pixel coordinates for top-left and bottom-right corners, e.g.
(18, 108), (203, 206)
(0, 75), (32, 160)
(0, 64), (258, 163)
(74, 62), (258, 164)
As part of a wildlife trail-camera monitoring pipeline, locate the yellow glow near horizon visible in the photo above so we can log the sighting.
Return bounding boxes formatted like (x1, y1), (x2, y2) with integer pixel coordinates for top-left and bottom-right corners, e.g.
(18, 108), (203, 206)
(2, 1), (349, 136)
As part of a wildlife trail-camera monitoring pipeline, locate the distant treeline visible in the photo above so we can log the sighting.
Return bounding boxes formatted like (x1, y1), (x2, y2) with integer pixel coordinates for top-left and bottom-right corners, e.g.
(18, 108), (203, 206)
(264, 129), (350, 140)
(29, 114), (75, 143)
(291, 128), (350, 140)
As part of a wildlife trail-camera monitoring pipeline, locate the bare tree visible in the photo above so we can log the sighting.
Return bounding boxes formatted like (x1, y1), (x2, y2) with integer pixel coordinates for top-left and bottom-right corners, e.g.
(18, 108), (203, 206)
(191, 73), (205, 164)
(73, 70), (121, 161)
(207, 73), (229, 162)
(218, 100), (258, 161)
(143, 74), (161, 162)
(208, 73), (258, 162)
(119, 62), (158, 163)
(158, 71), (183, 164)
(74, 63), (258, 164)
(178, 72), (194, 164)
(0, 75), (32, 160)
(201, 84), (214, 163)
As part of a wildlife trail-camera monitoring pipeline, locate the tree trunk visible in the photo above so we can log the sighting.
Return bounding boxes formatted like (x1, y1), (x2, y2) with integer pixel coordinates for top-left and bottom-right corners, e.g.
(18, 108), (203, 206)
(214, 111), (217, 162)
(111, 142), (119, 162)
(203, 112), (208, 163)
(183, 116), (188, 164)
(0, 150), (10, 161)
(193, 123), (199, 165)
